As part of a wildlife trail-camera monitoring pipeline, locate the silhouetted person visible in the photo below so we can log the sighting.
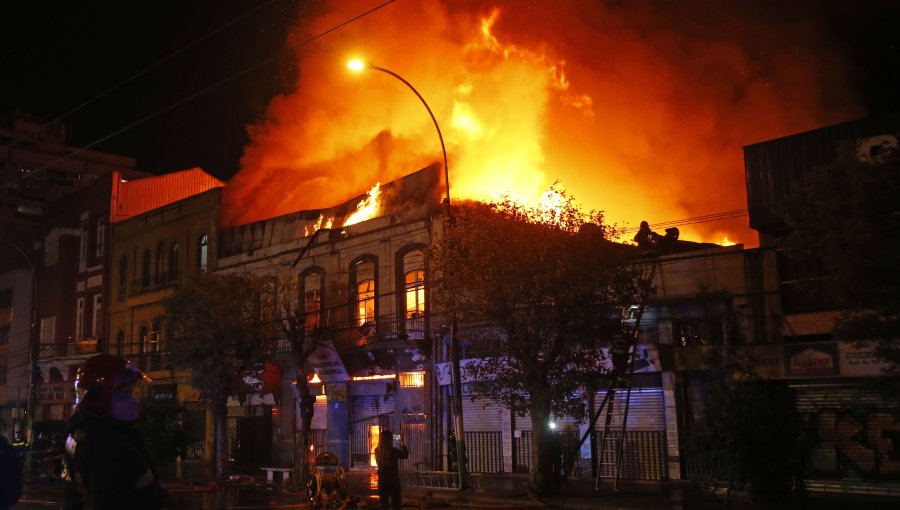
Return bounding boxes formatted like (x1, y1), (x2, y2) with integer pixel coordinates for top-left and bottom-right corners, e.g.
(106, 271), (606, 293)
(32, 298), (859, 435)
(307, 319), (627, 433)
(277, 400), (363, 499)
(660, 227), (680, 253)
(0, 434), (23, 510)
(375, 429), (408, 510)
(62, 355), (166, 510)
(633, 221), (663, 251)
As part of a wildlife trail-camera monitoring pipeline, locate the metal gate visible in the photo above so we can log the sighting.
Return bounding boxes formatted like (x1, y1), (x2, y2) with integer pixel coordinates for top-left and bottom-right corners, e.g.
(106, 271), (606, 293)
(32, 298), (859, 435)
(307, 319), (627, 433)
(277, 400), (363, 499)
(593, 430), (666, 480)
(513, 429), (581, 475)
(182, 401), (206, 463)
(464, 431), (503, 473)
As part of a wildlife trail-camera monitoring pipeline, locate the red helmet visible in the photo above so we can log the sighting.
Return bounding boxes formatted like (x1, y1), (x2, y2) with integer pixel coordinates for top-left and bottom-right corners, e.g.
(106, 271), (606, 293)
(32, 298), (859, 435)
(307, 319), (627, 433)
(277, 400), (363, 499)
(74, 354), (148, 415)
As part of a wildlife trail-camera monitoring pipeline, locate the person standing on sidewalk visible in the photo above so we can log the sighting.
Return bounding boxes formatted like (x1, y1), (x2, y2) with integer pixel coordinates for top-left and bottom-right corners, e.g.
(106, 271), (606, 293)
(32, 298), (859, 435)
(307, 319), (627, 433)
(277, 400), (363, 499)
(375, 428), (409, 510)
(62, 354), (166, 510)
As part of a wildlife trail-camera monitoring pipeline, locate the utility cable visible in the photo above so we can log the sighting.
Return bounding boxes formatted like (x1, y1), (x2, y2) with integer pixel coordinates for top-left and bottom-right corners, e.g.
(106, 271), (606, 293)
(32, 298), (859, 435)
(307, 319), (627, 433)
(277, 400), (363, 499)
(0, 0), (282, 155)
(1, 0), (397, 190)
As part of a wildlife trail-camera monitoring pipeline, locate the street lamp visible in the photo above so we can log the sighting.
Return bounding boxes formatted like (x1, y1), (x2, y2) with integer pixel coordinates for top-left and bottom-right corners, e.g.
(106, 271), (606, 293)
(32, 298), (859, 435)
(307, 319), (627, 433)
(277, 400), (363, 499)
(348, 60), (467, 489)
(346, 60), (450, 209)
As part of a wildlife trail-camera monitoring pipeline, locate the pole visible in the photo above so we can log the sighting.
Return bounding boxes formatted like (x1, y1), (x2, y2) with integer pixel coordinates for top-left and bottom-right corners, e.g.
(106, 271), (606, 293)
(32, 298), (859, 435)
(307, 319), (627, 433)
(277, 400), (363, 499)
(366, 63), (467, 489)
(5, 242), (40, 466)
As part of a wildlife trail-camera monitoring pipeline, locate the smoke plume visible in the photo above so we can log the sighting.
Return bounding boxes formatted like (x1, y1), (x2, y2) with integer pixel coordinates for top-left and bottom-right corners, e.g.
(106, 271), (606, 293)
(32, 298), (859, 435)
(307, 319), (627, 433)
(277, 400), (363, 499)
(224, 0), (862, 246)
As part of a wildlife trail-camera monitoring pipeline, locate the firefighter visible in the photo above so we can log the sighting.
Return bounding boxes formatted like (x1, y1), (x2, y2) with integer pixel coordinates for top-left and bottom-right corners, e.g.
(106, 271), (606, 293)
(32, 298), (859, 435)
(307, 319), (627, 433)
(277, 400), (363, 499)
(62, 354), (166, 510)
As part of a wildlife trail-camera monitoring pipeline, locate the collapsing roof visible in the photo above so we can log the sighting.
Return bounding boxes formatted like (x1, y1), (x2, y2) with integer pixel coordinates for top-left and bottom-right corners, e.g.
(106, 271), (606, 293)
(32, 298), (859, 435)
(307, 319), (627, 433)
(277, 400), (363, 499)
(218, 163), (444, 257)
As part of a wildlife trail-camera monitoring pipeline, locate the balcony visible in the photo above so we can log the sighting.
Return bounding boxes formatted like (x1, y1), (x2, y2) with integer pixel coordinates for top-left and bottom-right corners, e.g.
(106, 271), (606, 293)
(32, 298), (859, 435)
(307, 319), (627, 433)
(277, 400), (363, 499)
(128, 271), (181, 296)
(37, 337), (102, 360)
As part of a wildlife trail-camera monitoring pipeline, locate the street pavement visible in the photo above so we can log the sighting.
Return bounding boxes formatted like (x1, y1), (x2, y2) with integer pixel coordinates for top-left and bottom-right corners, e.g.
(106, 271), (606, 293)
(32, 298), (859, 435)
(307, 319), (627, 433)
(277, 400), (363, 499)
(13, 470), (900, 509)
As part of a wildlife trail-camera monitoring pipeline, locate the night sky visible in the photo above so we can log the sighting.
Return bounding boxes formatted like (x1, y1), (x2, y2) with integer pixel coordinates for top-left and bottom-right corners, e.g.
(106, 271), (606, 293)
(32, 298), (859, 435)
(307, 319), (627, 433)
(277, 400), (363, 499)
(2, 0), (899, 184)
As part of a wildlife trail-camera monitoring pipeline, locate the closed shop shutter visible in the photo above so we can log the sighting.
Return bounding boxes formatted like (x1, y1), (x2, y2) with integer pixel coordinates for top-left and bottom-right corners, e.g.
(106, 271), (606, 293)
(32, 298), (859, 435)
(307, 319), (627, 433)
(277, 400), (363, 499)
(462, 397), (505, 431)
(593, 387), (665, 432)
(792, 383), (900, 487)
(352, 394), (396, 421)
(592, 387), (667, 480)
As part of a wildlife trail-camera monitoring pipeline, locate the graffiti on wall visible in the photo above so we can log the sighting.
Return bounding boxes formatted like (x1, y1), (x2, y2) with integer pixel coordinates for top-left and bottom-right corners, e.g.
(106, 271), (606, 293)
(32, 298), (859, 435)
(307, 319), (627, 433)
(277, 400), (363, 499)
(806, 409), (900, 477)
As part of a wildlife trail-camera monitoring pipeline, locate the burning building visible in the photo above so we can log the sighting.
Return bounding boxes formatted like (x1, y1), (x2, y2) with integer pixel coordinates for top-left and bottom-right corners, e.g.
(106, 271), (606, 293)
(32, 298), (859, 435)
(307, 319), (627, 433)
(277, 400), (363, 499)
(216, 164), (445, 468)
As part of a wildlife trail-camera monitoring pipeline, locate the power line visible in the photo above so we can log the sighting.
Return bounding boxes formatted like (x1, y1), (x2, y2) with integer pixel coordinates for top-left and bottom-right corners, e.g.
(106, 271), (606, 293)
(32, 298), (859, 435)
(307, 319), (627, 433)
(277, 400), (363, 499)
(0, 0), (283, 156)
(1, 0), (397, 191)
(622, 209), (748, 233)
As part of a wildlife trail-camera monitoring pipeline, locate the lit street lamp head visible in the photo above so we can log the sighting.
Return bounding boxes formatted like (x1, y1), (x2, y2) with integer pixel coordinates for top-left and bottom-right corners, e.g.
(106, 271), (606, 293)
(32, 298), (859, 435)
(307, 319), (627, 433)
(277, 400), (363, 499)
(346, 59), (368, 72)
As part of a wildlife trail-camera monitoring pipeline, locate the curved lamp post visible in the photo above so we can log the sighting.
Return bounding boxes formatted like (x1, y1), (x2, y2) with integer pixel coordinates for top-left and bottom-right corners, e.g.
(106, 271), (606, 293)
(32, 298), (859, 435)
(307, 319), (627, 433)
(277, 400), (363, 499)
(346, 60), (450, 208)
(348, 60), (466, 489)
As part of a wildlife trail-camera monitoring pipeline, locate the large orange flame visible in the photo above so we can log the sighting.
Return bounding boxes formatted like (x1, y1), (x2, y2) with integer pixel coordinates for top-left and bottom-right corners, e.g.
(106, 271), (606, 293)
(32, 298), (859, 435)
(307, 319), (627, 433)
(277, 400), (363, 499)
(224, 0), (864, 247)
(343, 182), (381, 227)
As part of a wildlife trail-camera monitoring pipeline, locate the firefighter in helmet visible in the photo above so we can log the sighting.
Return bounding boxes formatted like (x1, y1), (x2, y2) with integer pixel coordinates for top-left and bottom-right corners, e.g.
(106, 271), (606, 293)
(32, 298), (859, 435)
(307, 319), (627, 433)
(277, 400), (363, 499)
(62, 354), (165, 510)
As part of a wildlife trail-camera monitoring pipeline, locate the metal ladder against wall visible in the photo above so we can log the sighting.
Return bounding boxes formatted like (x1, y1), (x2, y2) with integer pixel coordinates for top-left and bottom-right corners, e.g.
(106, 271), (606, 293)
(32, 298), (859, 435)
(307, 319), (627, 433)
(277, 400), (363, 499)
(594, 349), (637, 491)
(594, 259), (658, 492)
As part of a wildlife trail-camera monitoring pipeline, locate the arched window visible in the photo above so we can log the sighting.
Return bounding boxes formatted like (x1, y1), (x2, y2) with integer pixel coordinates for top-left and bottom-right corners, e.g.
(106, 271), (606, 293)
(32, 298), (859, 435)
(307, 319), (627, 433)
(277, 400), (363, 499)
(168, 243), (179, 283)
(149, 321), (162, 371)
(138, 325), (149, 371)
(403, 250), (426, 319)
(155, 241), (165, 286)
(397, 246), (427, 340)
(141, 250), (151, 288)
(259, 278), (277, 322)
(300, 269), (324, 335)
(351, 257), (377, 330)
(118, 256), (128, 301)
(198, 234), (209, 273)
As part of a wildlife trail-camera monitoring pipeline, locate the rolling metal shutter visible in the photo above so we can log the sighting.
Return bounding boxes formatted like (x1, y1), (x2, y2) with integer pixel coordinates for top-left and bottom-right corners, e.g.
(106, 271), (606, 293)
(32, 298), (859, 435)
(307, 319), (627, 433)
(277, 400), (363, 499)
(462, 396), (505, 431)
(792, 383), (900, 490)
(592, 387), (665, 432)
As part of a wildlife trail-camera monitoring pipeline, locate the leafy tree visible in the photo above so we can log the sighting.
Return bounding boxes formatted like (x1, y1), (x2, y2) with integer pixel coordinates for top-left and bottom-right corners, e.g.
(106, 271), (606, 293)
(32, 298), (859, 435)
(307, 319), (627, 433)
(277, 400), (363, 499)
(686, 347), (799, 505)
(782, 144), (900, 374)
(163, 273), (277, 475)
(430, 192), (643, 495)
(137, 397), (184, 474)
(272, 274), (328, 488)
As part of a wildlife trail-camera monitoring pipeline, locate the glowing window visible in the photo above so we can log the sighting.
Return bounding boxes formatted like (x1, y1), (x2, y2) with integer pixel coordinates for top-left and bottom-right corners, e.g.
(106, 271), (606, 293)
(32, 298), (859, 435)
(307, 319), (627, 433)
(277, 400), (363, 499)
(357, 280), (375, 326)
(400, 371), (425, 388)
(404, 270), (425, 319)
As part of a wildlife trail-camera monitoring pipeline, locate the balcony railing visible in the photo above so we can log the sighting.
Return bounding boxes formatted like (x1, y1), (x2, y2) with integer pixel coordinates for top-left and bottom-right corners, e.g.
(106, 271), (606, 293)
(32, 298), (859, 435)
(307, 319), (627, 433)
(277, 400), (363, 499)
(37, 337), (102, 360)
(129, 271), (182, 296)
(273, 311), (430, 353)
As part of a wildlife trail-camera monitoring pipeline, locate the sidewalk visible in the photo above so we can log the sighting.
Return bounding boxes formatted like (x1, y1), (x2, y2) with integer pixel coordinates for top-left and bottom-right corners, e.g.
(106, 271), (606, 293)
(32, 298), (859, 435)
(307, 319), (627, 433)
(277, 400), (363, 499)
(155, 465), (900, 510)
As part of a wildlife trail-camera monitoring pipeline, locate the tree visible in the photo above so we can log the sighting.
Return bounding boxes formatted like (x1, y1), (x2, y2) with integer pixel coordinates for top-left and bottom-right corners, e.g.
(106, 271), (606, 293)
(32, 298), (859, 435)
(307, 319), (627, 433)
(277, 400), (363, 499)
(685, 347), (799, 506)
(163, 273), (277, 475)
(430, 191), (643, 495)
(272, 274), (328, 488)
(782, 143), (900, 375)
(137, 396), (184, 474)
